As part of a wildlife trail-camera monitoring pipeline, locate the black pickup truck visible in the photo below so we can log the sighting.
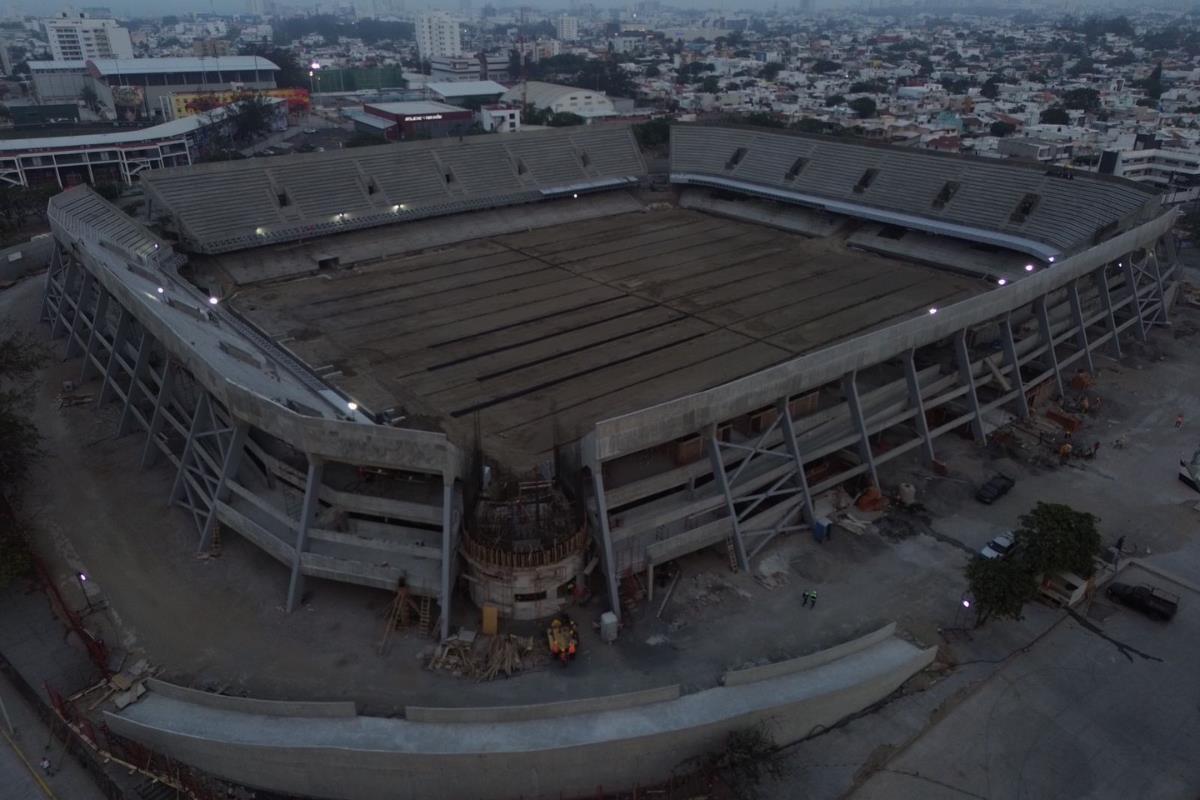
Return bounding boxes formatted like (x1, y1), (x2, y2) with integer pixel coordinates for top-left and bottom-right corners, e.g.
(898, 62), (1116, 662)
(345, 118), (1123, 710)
(1105, 582), (1180, 621)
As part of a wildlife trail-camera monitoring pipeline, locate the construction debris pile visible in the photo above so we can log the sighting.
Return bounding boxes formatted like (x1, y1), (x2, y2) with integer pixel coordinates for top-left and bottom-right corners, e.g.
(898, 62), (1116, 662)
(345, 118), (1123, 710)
(425, 632), (545, 681)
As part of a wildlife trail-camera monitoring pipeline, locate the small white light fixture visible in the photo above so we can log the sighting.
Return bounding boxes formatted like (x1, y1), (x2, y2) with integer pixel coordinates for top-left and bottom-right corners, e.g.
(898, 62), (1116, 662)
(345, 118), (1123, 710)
(1118, 261), (1124, 267)
(208, 296), (219, 305)
(1024, 264), (1035, 272)
(1048, 257), (1055, 263)
(78, 572), (88, 582)
(572, 192), (579, 198)
(928, 307), (938, 315)
(310, 60), (320, 70)
(156, 286), (165, 294)
(962, 598), (971, 608)
(997, 278), (1007, 286)
(393, 204), (401, 212)
(256, 227), (265, 235)
(347, 401), (358, 411)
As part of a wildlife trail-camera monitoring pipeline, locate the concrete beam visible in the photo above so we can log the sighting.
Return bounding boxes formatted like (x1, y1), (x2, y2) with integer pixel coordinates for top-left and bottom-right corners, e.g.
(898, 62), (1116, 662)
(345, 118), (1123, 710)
(841, 371), (879, 487)
(590, 469), (622, 623)
(286, 457), (324, 613)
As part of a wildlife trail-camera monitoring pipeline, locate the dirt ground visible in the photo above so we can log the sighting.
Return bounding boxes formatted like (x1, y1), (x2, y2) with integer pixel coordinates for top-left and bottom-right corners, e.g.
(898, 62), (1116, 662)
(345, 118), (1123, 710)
(4, 259), (1200, 799)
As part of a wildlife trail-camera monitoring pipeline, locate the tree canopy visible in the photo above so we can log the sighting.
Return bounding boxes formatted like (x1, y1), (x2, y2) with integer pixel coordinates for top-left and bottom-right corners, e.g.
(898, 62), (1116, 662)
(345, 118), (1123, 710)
(1040, 106), (1071, 125)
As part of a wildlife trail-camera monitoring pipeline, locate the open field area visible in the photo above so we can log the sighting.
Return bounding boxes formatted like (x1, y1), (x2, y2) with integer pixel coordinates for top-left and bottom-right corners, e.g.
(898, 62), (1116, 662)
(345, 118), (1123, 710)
(234, 208), (986, 465)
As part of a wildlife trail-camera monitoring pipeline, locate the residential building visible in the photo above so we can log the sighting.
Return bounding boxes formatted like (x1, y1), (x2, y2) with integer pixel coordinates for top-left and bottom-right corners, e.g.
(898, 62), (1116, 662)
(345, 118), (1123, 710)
(43, 10), (133, 61)
(416, 12), (462, 61)
(429, 55), (478, 82)
(555, 15), (578, 41)
(480, 104), (520, 133)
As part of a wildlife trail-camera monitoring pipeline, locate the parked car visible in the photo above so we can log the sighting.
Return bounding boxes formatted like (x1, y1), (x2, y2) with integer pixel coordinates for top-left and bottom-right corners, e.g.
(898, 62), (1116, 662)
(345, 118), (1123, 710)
(1105, 582), (1180, 621)
(974, 474), (1015, 504)
(302, 127), (317, 134)
(980, 531), (1016, 560)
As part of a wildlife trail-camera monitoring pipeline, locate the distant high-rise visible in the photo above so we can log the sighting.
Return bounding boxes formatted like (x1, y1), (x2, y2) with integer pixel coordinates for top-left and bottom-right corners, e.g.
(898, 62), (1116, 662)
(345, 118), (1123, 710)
(416, 11), (462, 60)
(555, 15), (578, 41)
(43, 9), (133, 61)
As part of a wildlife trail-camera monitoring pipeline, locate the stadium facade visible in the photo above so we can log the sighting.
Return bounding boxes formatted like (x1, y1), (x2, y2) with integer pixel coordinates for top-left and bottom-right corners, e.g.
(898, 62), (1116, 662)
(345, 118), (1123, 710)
(42, 124), (1177, 642)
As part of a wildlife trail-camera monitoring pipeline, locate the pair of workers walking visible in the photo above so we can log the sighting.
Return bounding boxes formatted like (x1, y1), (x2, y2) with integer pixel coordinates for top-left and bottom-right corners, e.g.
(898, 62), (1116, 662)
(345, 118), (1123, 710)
(801, 589), (819, 608)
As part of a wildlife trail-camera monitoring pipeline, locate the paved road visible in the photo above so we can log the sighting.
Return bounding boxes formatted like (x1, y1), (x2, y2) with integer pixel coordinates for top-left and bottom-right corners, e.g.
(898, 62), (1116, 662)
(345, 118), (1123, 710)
(851, 561), (1200, 800)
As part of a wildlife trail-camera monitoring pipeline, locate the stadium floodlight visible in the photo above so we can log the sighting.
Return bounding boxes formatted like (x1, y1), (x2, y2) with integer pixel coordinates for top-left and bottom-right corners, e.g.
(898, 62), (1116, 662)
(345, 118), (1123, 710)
(209, 296), (219, 305)
(1024, 264), (1035, 272)
(928, 307), (938, 315)
(310, 60), (320, 70)
(1048, 257), (1055, 263)
(156, 286), (165, 294)
(997, 278), (1007, 286)
(347, 401), (358, 411)
(393, 204), (401, 212)
(256, 227), (265, 235)
(573, 193), (579, 198)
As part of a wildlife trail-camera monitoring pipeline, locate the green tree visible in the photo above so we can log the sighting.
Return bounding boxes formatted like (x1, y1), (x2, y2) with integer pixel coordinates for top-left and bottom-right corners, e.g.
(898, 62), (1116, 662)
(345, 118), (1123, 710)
(0, 325), (46, 490)
(239, 44), (306, 89)
(966, 555), (1039, 627)
(1141, 62), (1164, 100)
(633, 117), (670, 149)
(644, 64), (660, 78)
(700, 75), (721, 94)
(546, 111), (585, 127)
(1016, 502), (1102, 579)
(810, 59), (841, 74)
(990, 120), (1015, 137)
(1062, 87), (1101, 113)
(980, 77), (1000, 99)
(1040, 106), (1071, 125)
(760, 61), (783, 81)
(79, 83), (100, 113)
(848, 97), (876, 118)
(825, 94), (845, 107)
(230, 95), (274, 143)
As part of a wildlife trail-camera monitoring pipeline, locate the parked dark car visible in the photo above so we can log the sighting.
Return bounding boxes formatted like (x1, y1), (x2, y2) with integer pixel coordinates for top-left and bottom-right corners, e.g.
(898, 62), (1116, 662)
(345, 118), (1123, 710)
(1105, 582), (1179, 621)
(974, 474), (1015, 505)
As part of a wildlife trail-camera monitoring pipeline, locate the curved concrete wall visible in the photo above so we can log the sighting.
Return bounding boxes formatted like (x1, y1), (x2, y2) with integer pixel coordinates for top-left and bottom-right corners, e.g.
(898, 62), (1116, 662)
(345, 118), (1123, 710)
(105, 630), (935, 800)
(405, 683), (681, 723)
(722, 622), (896, 687)
(145, 679), (357, 718)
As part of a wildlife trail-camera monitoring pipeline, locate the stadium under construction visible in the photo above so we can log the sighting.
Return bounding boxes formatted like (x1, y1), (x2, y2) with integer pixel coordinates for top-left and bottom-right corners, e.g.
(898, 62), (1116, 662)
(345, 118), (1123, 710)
(34, 122), (1180, 798)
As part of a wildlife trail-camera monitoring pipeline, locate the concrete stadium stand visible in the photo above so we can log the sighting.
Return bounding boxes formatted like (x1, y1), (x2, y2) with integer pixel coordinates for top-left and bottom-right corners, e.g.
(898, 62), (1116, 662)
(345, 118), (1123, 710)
(145, 679), (357, 718)
(104, 628), (935, 800)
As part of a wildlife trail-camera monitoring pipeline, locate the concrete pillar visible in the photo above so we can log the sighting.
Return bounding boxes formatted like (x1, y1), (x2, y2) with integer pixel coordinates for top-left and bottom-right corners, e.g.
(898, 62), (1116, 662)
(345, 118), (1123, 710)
(1150, 250), (1168, 325)
(590, 468), (622, 623)
(954, 330), (985, 444)
(1093, 268), (1122, 358)
(438, 479), (455, 641)
(903, 349), (936, 460)
(50, 259), (75, 340)
(1000, 315), (1029, 419)
(706, 427), (750, 572)
(197, 422), (249, 553)
(79, 288), (110, 384)
(286, 457), (324, 613)
(97, 308), (132, 407)
(1034, 297), (1064, 398)
(140, 360), (175, 469)
(778, 398), (816, 526)
(842, 371), (879, 487)
(1067, 279), (1094, 374)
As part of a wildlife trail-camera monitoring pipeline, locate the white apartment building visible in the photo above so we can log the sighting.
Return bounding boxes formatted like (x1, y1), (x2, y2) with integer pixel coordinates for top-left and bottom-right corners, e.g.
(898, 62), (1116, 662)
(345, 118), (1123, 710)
(555, 15), (578, 42)
(1101, 147), (1200, 203)
(43, 10), (133, 61)
(416, 12), (461, 61)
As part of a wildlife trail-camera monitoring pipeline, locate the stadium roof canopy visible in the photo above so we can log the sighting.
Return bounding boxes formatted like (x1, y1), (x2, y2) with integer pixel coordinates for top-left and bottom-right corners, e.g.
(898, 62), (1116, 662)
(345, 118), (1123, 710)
(85, 56), (280, 76)
(670, 124), (1160, 261)
(141, 125), (647, 254)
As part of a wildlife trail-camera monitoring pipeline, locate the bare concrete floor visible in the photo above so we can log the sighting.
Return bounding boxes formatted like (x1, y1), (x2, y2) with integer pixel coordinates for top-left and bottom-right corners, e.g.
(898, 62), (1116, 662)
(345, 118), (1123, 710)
(234, 208), (985, 466)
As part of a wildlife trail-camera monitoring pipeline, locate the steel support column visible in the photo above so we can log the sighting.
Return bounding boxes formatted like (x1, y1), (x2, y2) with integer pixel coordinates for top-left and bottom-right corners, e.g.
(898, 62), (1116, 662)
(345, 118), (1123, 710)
(1093, 269), (1122, 358)
(902, 349), (936, 460)
(286, 457), (324, 613)
(118, 329), (152, 437)
(170, 393), (210, 505)
(1035, 297), (1064, 398)
(1121, 261), (1147, 342)
(50, 258), (75, 340)
(590, 468), (622, 622)
(707, 427), (751, 572)
(1150, 250), (1168, 325)
(1067, 280), (1094, 374)
(778, 399), (816, 527)
(79, 288), (110, 383)
(1000, 315), (1029, 418)
(64, 271), (94, 358)
(97, 308), (132, 407)
(954, 330), (986, 444)
(197, 422), (249, 553)
(842, 371), (879, 487)
(140, 360), (175, 469)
